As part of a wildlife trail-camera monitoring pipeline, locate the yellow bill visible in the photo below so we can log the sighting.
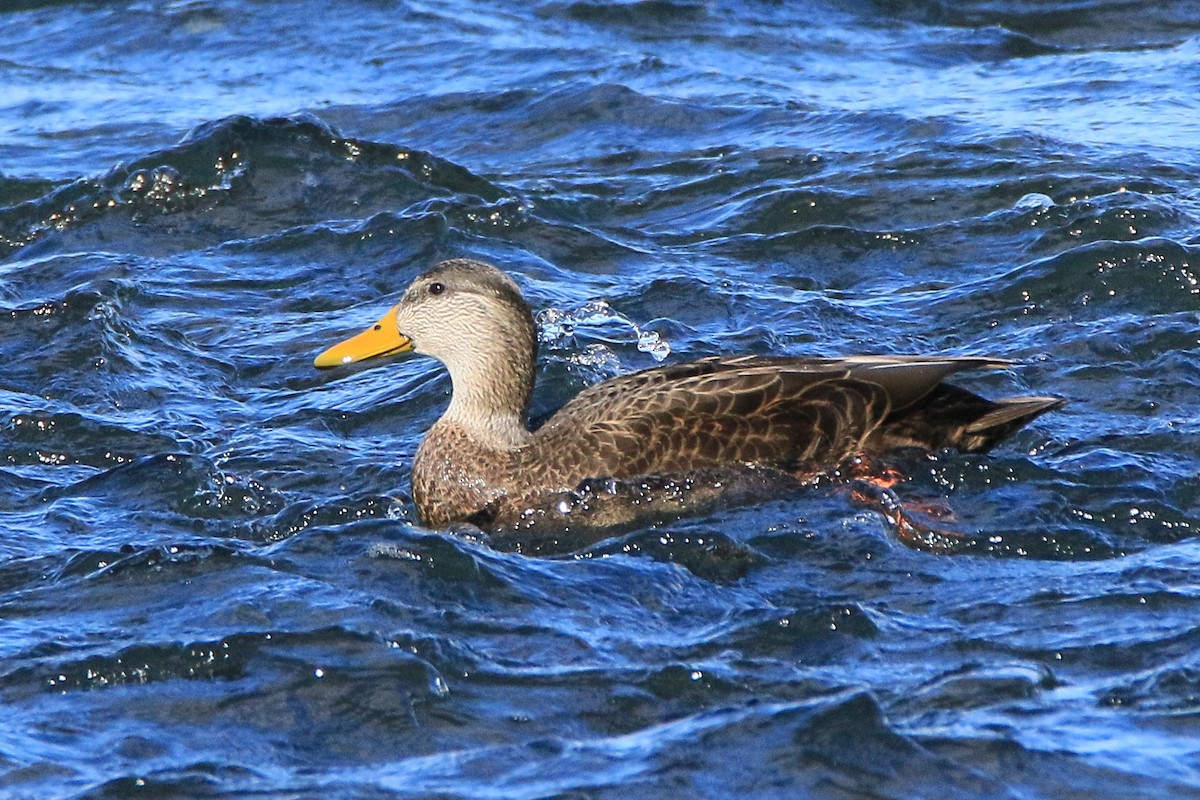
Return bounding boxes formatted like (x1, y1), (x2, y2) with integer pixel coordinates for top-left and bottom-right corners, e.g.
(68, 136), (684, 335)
(313, 305), (413, 369)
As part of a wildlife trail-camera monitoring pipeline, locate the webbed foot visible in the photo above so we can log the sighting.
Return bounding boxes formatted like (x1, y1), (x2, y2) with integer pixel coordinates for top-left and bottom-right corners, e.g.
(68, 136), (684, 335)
(843, 457), (972, 554)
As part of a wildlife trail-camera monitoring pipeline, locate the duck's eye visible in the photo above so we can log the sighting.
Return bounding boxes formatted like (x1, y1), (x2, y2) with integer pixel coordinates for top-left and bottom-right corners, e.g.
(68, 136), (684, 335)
(429, 282), (445, 296)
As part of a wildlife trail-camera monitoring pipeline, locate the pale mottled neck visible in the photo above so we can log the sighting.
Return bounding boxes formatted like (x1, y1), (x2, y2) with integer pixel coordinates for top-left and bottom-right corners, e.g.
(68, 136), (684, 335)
(439, 340), (535, 451)
(441, 396), (530, 450)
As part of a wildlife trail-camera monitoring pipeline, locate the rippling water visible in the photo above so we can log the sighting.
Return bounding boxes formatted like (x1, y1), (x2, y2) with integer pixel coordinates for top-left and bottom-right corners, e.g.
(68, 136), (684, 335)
(2, 1), (1200, 797)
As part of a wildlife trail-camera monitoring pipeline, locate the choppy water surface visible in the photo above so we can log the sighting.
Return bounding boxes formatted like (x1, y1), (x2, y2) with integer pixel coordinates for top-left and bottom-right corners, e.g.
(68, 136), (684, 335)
(2, 1), (1200, 797)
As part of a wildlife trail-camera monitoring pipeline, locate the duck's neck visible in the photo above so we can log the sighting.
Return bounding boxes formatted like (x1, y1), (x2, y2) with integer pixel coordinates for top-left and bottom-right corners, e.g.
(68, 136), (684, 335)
(438, 339), (535, 451)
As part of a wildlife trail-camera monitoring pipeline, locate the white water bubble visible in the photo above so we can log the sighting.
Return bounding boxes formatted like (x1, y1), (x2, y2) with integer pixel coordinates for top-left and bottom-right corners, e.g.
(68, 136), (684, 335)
(637, 328), (671, 361)
(1015, 192), (1055, 211)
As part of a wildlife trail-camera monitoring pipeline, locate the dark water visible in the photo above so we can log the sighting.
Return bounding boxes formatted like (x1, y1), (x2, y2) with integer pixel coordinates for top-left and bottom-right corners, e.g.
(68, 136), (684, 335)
(2, 1), (1200, 797)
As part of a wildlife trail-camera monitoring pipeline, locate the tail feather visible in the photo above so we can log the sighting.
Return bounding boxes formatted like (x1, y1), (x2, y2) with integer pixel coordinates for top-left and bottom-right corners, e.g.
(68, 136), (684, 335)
(966, 396), (1067, 435)
(961, 395), (1066, 452)
(870, 385), (1066, 455)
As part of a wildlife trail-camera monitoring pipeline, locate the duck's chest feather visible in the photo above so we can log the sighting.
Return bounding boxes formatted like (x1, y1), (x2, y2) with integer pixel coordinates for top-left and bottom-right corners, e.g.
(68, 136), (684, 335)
(411, 422), (568, 527)
(411, 425), (499, 527)
(410, 419), (636, 528)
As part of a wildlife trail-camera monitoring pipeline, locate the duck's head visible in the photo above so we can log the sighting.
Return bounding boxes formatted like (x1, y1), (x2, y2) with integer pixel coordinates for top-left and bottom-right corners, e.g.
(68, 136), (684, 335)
(314, 259), (539, 421)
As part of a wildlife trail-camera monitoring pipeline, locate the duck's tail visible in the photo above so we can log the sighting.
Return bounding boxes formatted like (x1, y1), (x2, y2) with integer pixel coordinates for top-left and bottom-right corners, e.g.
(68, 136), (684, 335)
(871, 385), (1067, 455)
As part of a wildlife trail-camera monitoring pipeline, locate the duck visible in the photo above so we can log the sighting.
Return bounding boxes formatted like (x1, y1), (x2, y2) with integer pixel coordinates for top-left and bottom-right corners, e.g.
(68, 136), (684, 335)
(315, 258), (1065, 533)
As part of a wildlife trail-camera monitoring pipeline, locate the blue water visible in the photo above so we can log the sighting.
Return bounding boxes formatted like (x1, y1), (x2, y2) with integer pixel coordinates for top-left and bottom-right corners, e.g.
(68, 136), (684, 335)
(2, 1), (1200, 797)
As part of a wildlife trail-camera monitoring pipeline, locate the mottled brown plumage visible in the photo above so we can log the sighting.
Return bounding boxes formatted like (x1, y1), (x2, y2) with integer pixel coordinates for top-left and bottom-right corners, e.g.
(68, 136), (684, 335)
(316, 259), (1065, 530)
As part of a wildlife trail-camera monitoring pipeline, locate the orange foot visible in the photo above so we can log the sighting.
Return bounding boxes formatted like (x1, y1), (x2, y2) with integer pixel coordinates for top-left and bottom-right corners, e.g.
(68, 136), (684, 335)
(845, 453), (906, 488)
(847, 480), (972, 554)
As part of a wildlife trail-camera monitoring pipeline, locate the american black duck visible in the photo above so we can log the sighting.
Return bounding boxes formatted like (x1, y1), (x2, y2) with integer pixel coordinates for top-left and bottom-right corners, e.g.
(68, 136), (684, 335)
(315, 259), (1064, 532)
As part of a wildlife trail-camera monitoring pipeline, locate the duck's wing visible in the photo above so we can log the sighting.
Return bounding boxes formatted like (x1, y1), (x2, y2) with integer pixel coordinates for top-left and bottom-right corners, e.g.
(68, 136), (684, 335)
(528, 355), (1032, 481)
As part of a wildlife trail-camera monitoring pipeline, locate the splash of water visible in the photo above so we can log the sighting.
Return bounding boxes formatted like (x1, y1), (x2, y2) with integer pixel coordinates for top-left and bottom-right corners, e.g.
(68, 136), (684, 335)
(536, 299), (671, 380)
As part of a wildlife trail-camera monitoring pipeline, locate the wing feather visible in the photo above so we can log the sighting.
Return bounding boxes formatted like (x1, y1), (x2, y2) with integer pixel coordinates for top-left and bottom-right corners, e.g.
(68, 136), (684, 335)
(525, 355), (1006, 483)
